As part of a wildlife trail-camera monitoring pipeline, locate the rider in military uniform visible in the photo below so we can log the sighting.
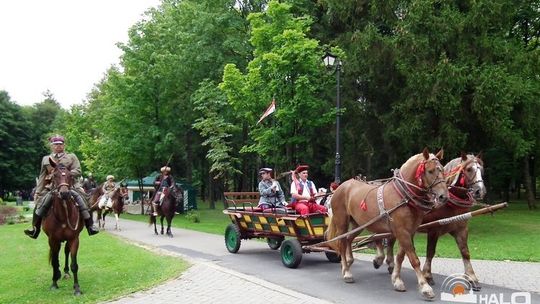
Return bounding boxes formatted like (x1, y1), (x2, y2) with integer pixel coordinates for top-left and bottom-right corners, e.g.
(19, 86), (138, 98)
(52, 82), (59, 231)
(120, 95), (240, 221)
(24, 135), (99, 239)
(82, 173), (97, 194)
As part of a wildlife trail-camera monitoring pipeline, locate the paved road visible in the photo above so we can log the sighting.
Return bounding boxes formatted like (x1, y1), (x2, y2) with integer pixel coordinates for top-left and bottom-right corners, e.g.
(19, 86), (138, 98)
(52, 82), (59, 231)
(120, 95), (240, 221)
(102, 218), (539, 304)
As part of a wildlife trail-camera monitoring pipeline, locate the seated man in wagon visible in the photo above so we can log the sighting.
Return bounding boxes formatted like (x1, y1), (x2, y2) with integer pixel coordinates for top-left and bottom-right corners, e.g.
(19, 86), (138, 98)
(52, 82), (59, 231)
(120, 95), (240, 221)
(257, 167), (287, 213)
(289, 165), (327, 215)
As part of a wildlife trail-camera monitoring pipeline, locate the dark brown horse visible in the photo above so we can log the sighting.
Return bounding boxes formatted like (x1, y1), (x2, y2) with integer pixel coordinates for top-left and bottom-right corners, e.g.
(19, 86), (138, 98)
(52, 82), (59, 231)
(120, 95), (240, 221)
(41, 159), (84, 295)
(372, 152), (486, 290)
(150, 185), (183, 237)
(89, 184), (128, 230)
(326, 148), (448, 300)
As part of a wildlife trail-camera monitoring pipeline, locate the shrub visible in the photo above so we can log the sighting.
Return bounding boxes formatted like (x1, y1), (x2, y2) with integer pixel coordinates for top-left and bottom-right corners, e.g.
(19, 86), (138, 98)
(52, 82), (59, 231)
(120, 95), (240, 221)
(185, 211), (200, 223)
(0, 206), (19, 225)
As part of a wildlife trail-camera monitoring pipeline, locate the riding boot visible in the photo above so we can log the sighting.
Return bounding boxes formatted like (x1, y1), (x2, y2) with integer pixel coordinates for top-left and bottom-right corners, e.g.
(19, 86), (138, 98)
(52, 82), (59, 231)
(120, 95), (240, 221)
(24, 192), (52, 239)
(71, 190), (99, 236)
(84, 217), (99, 236)
(24, 212), (42, 239)
(151, 202), (158, 216)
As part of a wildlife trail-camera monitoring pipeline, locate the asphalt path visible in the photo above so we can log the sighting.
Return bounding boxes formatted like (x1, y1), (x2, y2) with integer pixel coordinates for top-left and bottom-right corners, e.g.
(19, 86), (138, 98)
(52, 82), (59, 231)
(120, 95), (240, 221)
(107, 218), (539, 304)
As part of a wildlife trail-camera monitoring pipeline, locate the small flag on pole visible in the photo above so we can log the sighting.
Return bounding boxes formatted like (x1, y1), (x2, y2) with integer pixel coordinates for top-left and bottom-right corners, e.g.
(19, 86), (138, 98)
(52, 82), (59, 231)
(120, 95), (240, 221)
(257, 99), (276, 124)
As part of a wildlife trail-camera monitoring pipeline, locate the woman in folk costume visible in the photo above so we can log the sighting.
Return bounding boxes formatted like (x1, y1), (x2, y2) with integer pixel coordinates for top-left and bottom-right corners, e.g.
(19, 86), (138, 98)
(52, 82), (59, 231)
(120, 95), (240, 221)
(289, 165), (327, 215)
(98, 175), (116, 209)
(257, 168), (287, 212)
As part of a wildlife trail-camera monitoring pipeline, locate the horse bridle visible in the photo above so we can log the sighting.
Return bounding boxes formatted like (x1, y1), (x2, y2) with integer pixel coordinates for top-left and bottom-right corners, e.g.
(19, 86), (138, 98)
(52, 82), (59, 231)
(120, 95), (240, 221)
(393, 157), (446, 211)
(450, 158), (484, 191)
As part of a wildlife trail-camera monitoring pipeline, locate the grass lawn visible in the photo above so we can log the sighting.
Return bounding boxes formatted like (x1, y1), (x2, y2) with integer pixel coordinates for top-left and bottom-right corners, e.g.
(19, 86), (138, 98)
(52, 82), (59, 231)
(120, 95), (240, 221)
(0, 222), (189, 304)
(125, 199), (540, 262)
(412, 200), (540, 262)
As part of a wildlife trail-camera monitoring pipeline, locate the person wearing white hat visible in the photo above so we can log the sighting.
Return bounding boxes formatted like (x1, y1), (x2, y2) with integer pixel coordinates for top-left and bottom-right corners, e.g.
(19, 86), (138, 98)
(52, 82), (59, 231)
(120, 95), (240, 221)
(98, 175), (116, 209)
(151, 166), (175, 216)
(24, 134), (99, 239)
(257, 168), (287, 212)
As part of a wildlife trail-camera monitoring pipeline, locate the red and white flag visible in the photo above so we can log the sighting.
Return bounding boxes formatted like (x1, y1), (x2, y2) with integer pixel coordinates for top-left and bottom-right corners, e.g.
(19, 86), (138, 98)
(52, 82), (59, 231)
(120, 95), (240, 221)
(256, 99), (276, 124)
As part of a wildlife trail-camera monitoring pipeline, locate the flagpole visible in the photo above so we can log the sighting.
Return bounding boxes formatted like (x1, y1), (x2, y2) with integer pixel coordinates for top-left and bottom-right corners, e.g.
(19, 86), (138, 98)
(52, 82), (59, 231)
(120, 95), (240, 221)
(273, 96), (277, 175)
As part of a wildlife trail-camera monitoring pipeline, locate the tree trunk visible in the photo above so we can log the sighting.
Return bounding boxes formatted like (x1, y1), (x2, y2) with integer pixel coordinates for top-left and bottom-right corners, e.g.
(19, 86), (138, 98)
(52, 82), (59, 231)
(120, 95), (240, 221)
(522, 157), (537, 210)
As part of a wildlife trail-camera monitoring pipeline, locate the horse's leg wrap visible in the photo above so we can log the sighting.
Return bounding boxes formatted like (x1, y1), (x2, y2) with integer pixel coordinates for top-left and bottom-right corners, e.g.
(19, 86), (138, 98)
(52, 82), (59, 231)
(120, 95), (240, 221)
(70, 190), (99, 236)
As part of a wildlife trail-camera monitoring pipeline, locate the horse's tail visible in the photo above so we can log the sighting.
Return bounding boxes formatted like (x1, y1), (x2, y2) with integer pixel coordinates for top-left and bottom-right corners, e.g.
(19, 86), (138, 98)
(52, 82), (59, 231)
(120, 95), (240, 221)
(326, 213), (339, 252)
(325, 181), (348, 252)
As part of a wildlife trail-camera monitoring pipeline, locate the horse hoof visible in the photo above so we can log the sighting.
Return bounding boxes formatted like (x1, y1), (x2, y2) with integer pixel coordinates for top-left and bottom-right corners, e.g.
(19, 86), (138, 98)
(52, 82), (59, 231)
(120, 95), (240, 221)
(63, 273), (71, 279)
(387, 266), (394, 274)
(472, 283), (481, 292)
(393, 281), (406, 292)
(344, 276), (355, 283)
(421, 289), (435, 300)
(373, 260), (381, 269)
(74, 290), (82, 296)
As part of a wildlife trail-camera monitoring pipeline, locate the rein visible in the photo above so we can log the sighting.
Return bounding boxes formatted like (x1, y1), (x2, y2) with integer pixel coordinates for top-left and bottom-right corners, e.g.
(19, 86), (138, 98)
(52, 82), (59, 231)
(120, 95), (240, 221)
(61, 197), (80, 230)
(51, 188), (80, 231)
(392, 168), (444, 212)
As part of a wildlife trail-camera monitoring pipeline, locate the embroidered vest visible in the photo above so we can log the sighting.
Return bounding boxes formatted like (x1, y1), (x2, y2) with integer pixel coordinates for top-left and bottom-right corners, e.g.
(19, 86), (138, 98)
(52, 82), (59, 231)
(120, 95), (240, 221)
(291, 180), (314, 203)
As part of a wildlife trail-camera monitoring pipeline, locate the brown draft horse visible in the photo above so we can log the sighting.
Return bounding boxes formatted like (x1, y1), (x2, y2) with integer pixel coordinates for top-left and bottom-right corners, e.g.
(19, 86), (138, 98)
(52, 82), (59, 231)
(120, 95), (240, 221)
(150, 185), (183, 237)
(372, 152), (486, 290)
(89, 184), (129, 230)
(326, 148), (448, 300)
(41, 159), (84, 295)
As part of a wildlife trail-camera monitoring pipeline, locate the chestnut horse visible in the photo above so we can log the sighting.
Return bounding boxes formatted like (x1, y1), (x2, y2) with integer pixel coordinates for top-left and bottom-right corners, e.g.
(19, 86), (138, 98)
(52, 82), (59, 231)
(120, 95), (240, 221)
(326, 148), (448, 300)
(41, 159), (84, 295)
(150, 185), (183, 237)
(89, 184), (129, 230)
(372, 152), (486, 290)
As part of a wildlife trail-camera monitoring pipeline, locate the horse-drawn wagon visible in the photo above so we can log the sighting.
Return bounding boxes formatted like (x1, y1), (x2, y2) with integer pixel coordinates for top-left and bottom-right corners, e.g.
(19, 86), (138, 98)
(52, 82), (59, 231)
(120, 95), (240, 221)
(222, 191), (340, 268)
(222, 149), (510, 300)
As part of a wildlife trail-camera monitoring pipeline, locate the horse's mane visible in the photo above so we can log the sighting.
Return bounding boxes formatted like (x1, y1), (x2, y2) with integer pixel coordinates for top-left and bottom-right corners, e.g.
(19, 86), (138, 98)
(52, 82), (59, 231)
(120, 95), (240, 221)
(444, 154), (482, 172)
(400, 152), (437, 178)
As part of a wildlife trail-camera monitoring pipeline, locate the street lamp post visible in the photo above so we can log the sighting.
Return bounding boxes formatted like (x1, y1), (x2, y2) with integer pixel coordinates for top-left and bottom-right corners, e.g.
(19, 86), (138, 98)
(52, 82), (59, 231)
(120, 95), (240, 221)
(323, 51), (342, 184)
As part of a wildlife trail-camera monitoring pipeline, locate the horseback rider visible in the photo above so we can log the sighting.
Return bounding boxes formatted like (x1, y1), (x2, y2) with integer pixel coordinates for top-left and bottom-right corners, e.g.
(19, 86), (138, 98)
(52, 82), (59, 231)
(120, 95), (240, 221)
(82, 173), (97, 194)
(151, 166), (175, 216)
(24, 135), (99, 239)
(98, 175), (116, 210)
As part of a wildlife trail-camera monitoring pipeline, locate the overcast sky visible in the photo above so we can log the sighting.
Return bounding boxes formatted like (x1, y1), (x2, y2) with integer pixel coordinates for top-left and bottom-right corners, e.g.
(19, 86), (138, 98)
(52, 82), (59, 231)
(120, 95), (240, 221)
(0, 0), (160, 109)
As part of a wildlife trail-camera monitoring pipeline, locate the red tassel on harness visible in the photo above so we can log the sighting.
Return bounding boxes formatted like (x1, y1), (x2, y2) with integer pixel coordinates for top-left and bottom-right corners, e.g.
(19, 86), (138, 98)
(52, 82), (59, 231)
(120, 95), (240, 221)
(360, 200), (367, 211)
(415, 161), (425, 186)
(459, 174), (465, 186)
